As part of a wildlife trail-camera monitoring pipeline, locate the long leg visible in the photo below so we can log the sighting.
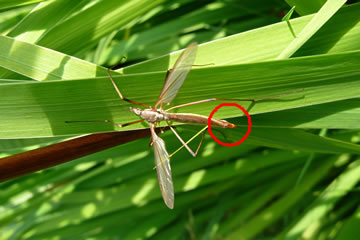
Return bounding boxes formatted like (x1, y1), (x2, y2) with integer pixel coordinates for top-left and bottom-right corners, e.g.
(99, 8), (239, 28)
(169, 126), (207, 158)
(167, 122), (207, 157)
(167, 89), (303, 111)
(167, 123), (195, 157)
(65, 119), (144, 128)
(107, 69), (151, 108)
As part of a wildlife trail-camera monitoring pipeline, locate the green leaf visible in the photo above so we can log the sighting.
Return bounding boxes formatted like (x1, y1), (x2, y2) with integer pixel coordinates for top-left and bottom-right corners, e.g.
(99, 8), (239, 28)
(0, 0), (167, 79)
(124, 3), (360, 73)
(283, 159), (360, 239)
(0, 35), (107, 80)
(278, 0), (347, 59)
(248, 99), (360, 129)
(0, 0), (44, 10)
(282, 6), (297, 38)
(7, 0), (86, 43)
(225, 155), (336, 239)
(285, 0), (327, 15)
(1, 49), (360, 138)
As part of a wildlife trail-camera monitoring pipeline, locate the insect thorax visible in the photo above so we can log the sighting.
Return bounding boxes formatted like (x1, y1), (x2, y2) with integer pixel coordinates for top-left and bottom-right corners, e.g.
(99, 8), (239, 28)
(129, 107), (166, 122)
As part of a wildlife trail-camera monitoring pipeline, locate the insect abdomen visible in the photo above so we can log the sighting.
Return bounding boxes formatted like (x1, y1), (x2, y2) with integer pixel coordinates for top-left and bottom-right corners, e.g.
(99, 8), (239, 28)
(165, 113), (236, 128)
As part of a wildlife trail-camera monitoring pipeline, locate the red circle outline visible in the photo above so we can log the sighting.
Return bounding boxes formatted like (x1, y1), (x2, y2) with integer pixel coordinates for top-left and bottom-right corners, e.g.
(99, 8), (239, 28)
(208, 103), (251, 147)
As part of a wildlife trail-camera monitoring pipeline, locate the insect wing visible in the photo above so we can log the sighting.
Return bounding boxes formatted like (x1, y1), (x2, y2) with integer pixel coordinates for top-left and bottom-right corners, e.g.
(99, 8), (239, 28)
(155, 42), (198, 108)
(151, 125), (174, 209)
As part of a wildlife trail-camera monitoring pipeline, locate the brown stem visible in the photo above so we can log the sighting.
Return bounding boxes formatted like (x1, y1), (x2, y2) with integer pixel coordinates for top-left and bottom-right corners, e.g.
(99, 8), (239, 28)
(0, 128), (166, 182)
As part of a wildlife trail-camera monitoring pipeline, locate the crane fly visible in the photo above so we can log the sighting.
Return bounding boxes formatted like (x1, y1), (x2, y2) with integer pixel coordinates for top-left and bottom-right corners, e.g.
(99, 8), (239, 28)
(69, 42), (301, 208)
(105, 42), (250, 209)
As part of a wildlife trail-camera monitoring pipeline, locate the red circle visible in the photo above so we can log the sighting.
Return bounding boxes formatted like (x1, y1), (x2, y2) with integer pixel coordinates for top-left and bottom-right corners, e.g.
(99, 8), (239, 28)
(208, 103), (251, 147)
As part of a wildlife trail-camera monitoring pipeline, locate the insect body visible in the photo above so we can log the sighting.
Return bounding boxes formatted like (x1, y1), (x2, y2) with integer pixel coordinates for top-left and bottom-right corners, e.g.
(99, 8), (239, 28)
(130, 107), (237, 128)
(107, 42), (244, 209)
(129, 107), (166, 123)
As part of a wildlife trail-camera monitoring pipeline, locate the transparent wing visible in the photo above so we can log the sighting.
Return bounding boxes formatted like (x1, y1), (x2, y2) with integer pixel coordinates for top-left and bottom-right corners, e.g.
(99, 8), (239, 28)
(155, 42), (198, 108)
(150, 124), (174, 209)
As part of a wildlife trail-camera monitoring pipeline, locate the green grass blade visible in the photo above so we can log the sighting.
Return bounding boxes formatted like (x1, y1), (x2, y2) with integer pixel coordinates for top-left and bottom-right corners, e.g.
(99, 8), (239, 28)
(0, 35), (107, 80)
(1, 49), (360, 138)
(283, 158), (360, 239)
(248, 99), (360, 129)
(0, 0), (43, 10)
(278, 0), (347, 59)
(285, 0), (327, 15)
(225, 155), (336, 239)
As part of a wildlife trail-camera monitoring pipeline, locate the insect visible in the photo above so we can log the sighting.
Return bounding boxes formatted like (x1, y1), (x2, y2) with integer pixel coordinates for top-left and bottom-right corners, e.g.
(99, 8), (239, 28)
(68, 42), (300, 208)
(105, 42), (270, 209)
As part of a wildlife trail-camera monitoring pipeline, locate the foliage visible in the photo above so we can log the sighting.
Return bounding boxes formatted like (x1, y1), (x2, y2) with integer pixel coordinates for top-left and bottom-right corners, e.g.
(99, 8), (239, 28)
(0, 0), (360, 239)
